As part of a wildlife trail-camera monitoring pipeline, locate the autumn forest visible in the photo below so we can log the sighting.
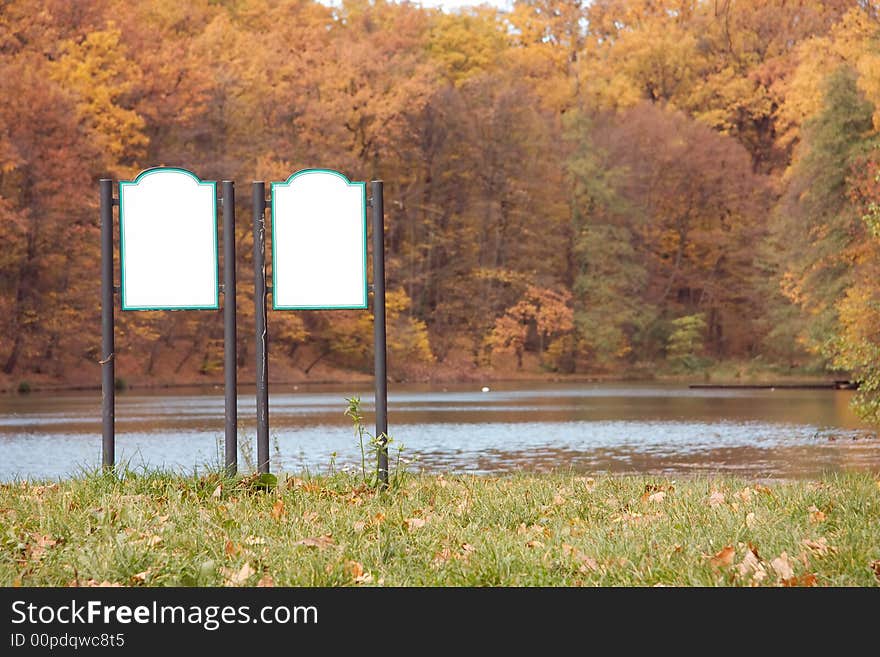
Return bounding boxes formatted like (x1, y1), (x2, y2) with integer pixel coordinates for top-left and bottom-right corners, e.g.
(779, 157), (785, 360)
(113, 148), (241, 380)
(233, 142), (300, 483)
(2, 0), (880, 423)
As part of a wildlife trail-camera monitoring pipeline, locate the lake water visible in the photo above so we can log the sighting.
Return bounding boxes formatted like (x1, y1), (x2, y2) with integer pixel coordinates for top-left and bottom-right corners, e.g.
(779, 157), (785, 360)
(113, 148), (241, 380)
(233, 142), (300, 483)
(1, 382), (878, 481)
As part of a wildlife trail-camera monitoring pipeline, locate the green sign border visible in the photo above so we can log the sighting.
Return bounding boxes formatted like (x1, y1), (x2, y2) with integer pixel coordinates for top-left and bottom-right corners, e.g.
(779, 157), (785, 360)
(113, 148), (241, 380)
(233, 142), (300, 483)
(119, 167), (219, 311)
(270, 169), (368, 311)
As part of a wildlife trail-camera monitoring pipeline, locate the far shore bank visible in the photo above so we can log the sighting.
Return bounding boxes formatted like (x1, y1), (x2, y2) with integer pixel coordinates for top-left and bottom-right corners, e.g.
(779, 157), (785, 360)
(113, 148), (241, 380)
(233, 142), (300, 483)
(0, 366), (845, 396)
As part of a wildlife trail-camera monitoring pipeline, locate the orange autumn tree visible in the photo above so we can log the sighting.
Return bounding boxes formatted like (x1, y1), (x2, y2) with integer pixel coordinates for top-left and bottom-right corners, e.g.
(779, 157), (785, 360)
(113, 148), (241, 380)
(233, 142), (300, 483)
(485, 285), (573, 369)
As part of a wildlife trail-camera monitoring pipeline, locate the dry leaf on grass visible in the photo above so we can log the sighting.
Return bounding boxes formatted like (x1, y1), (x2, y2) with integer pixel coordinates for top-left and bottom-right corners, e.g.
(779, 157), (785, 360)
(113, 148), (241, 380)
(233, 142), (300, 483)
(710, 546), (736, 568)
(302, 511), (319, 523)
(225, 540), (240, 557)
(646, 492), (666, 504)
(745, 512), (757, 529)
(211, 484), (222, 499)
(271, 499), (286, 520)
(432, 548), (453, 567)
(737, 548), (767, 583)
(347, 561), (373, 584)
(27, 534), (58, 561)
(802, 537), (834, 556)
(808, 506), (826, 523)
(221, 562), (255, 587)
(870, 560), (880, 583)
(708, 491), (726, 508)
(771, 553), (795, 580)
(526, 539), (545, 549)
(293, 535), (335, 550)
(783, 573), (818, 587)
(734, 488), (753, 503)
(552, 494), (566, 506)
(130, 569), (152, 584)
(257, 574), (275, 587)
(405, 517), (426, 531)
(84, 580), (122, 588)
(561, 543), (599, 572)
(353, 521), (367, 533)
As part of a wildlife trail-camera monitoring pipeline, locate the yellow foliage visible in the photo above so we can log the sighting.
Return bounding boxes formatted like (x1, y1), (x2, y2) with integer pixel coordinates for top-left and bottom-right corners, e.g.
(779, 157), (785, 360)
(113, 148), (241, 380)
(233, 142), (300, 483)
(50, 28), (148, 167)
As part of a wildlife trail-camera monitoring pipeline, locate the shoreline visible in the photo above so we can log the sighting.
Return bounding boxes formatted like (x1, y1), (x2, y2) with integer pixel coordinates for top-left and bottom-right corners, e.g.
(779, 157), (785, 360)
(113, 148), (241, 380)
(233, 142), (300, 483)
(0, 371), (846, 395)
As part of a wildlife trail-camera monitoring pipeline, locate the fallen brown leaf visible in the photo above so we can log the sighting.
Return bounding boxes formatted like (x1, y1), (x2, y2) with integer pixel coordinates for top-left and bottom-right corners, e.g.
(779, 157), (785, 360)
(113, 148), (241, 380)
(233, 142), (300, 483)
(708, 491), (726, 508)
(771, 553), (795, 580)
(293, 535), (335, 550)
(302, 510), (319, 523)
(211, 484), (222, 499)
(461, 543), (476, 554)
(745, 512), (757, 529)
(347, 560), (372, 584)
(271, 499), (286, 520)
(130, 569), (152, 584)
(353, 521), (366, 533)
(221, 562), (255, 586)
(808, 506), (826, 523)
(526, 539), (545, 549)
(737, 548), (767, 583)
(802, 537), (834, 556)
(871, 560), (880, 583)
(562, 543), (600, 572)
(734, 488), (753, 503)
(552, 494), (566, 506)
(710, 546), (736, 568)
(27, 534), (58, 562)
(257, 574), (275, 587)
(646, 491), (666, 504)
(85, 580), (123, 587)
(405, 517), (426, 531)
(432, 548), (453, 567)
(783, 573), (818, 587)
(224, 540), (239, 557)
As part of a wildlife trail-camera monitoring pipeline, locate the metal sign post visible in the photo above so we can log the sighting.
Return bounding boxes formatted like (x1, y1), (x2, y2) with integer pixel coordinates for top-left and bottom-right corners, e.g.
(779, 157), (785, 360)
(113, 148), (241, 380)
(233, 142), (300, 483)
(100, 169), (237, 473)
(100, 179), (115, 470)
(257, 170), (387, 484)
(253, 181), (270, 474)
(371, 180), (388, 487)
(222, 181), (238, 476)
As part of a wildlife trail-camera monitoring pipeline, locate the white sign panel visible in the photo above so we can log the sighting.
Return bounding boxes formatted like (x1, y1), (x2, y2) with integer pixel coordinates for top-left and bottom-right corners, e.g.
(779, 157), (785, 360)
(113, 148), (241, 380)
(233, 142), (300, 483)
(119, 168), (218, 310)
(271, 170), (367, 310)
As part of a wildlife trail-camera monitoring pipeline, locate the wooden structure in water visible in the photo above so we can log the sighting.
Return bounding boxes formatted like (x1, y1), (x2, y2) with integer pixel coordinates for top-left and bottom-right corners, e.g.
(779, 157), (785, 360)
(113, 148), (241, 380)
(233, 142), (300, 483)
(689, 380), (859, 390)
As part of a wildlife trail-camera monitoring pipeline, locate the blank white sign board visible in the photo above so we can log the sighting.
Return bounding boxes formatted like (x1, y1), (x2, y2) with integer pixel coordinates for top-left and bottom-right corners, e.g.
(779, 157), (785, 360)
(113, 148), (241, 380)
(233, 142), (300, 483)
(119, 168), (218, 310)
(271, 170), (367, 309)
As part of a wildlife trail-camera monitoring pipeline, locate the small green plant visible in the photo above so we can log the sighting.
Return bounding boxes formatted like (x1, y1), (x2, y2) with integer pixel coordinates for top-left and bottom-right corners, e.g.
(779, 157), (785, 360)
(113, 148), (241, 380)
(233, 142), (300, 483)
(114, 377), (128, 392)
(344, 395), (405, 489)
(17, 381), (31, 394)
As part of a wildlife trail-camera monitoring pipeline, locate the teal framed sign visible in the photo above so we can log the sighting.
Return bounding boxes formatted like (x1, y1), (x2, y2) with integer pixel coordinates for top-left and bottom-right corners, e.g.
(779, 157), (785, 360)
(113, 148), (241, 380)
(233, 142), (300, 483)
(270, 169), (368, 310)
(118, 167), (219, 311)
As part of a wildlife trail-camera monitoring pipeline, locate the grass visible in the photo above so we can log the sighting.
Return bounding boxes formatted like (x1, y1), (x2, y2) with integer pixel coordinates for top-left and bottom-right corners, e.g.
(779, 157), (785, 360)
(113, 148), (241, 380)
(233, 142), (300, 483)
(0, 469), (878, 587)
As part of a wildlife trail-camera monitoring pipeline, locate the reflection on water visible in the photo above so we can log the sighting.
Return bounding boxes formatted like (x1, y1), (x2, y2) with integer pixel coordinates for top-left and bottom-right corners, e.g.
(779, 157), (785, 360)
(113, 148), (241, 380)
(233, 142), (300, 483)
(0, 382), (878, 481)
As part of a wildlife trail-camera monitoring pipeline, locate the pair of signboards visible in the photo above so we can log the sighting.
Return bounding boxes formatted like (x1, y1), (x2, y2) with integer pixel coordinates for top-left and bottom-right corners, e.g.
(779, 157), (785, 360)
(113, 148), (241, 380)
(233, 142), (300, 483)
(119, 167), (367, 311)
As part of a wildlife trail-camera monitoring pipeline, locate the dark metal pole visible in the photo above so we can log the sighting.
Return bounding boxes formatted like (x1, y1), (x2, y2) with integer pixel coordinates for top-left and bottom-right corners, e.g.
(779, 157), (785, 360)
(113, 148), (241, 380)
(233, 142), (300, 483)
(100, 179), (115, 470)
(253, 182), (270, 474)
(371, 181), (388, 488)
(223, 181), (237, 476)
